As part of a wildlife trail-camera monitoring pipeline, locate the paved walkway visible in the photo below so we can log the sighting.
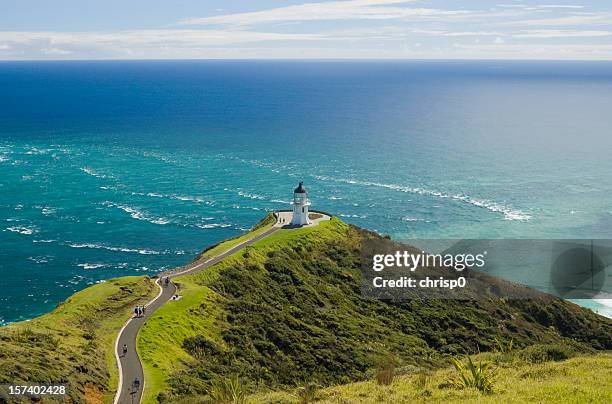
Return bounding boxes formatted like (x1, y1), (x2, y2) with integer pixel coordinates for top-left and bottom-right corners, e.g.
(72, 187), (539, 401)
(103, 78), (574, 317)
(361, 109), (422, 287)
(113, 225), (277, 404)
(113, 211), (330, 403)
(274, 210), (331, 228)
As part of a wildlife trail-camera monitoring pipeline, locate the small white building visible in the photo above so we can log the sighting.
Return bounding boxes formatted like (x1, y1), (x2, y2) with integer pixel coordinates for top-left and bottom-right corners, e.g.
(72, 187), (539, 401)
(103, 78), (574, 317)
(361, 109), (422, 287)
(291, 181), (311, 226)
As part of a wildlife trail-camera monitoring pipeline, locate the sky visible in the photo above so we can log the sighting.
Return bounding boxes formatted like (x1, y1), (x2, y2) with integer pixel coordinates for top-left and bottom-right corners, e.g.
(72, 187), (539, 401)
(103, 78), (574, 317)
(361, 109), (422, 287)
(1, 0), (612, 60)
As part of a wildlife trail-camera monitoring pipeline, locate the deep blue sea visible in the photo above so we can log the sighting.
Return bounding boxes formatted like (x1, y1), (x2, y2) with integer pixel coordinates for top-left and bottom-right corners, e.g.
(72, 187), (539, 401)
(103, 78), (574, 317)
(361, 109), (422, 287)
(1, 60), (612, 324)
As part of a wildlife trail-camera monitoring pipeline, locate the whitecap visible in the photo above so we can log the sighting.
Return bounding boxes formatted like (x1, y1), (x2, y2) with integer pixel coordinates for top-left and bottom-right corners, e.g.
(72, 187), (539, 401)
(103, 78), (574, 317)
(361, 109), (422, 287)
(237, 191), (266, 200)
(77, 263), (107, 270)
(195, 223), (233, 229)
(313, 175), (531, 221)
(104, 202), (171, 225)
(28, 256), (51, 264)
(6, 226), (36, 235)
(67, 242), (160, 255)
(80, 167), (112, 179)
(402, 216), (425, 222)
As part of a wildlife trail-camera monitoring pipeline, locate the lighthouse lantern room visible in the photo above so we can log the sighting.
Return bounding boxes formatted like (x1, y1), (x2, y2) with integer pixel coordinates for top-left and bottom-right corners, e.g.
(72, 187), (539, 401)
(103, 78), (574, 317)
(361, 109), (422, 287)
(291, 182), (311, 226)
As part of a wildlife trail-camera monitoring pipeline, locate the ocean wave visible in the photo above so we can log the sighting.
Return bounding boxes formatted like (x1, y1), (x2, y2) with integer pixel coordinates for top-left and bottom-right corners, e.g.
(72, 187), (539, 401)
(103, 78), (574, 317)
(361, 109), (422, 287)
(195, 223), (233, 229)
(270, 199), (291, 204)
(237, 191), (266, 200)
(77, 263), (107, 270)
(33, 239), (56, 243)
(6, 226), (37, 235)
(402, 216), (425, 222)
(0, 155), (9, 163)
(339, 213), (368, 219)
(230, 204), (263, 211)
(67, 242), (161, 255)
(104, 202), (171, 225)
(80, 167), (113, 179)
(132, 191), (212, 205)
(33, 205), (56, 216)
(313, 175), (531, 221)
(28, 256), (52, 264)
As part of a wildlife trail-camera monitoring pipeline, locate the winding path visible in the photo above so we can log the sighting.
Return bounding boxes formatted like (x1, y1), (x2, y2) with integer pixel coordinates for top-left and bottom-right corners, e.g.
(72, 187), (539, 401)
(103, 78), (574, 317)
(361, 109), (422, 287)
(113, 211), (330, 403)
(113, 225), (278, 403)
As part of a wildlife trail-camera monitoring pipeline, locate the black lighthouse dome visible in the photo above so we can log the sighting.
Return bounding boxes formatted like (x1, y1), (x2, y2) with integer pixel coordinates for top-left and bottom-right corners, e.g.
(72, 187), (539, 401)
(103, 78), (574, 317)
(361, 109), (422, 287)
(294, 182), (307, 194)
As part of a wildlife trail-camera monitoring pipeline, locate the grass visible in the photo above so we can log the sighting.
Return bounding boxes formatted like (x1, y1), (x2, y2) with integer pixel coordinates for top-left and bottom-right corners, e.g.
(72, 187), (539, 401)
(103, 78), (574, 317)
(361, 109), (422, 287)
(137, 214), (611, 403)
(250, 352), (612, 403)
(138, 213), (302, 403)
(0, 276), (158, 403)
(195, 213), (276, 261)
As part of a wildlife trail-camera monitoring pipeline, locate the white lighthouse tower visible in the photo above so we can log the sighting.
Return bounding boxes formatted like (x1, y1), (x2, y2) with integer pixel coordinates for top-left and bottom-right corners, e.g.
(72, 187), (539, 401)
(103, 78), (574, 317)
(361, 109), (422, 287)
(291, 181), (311, 226)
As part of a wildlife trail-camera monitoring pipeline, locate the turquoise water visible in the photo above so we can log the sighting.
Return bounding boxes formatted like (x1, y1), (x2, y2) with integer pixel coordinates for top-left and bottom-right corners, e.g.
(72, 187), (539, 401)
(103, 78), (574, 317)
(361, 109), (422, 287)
(1, 60), (612, 324)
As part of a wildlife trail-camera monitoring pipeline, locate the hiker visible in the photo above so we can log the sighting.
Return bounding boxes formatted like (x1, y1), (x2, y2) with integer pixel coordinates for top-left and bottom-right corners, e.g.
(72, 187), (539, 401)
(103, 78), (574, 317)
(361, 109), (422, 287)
(122, 344), (128, 356)
(133, 377), (140, 390)
(134, 307), (138, 317)
(142, 306), (146, 316)
(164, 277), (169, 287)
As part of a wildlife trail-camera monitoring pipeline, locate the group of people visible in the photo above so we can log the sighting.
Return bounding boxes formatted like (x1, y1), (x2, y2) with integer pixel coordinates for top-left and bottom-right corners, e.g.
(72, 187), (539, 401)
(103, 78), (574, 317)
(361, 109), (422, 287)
(133, 305), (146, 318)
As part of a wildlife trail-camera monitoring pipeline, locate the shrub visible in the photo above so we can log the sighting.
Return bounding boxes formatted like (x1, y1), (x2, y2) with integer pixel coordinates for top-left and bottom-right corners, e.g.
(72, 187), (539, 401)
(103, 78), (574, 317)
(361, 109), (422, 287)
(494, 336), (514, 354)
(374, 355), (398, 386)
(450, 356), (496, 394)
(520, 344), (573, 364)
(294, 383), (320, 404)
(208, 375), (246, 404)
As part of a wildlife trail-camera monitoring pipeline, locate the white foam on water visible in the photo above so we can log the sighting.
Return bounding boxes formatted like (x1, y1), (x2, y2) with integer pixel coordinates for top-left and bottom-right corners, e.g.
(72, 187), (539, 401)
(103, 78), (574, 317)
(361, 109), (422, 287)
(237, 191), (266, 200)
(103, 202), (171, 225)
(339, 213), (367, 219)
(77, 263), (107, 270)
(402, 216), (425, 222)
(6, 226), (37, 235)
(195, 223), (233, 229)
(80, 167), (113, 179)
(313, 175), (531, 221)
(67, 242), (161, 255)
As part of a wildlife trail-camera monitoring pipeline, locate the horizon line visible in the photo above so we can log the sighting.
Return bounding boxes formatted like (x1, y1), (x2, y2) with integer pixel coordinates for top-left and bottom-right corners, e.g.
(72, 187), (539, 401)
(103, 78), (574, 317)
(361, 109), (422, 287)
(2, 57), (612, 63)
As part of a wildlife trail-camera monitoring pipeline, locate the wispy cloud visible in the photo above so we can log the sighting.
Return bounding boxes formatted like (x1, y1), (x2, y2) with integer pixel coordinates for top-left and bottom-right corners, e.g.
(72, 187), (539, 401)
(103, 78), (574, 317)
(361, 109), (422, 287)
(514, 29), (612, 38)
(1, 0), (611, 60)
(505, 13), (612, 27)
(178, 0), (468, 27)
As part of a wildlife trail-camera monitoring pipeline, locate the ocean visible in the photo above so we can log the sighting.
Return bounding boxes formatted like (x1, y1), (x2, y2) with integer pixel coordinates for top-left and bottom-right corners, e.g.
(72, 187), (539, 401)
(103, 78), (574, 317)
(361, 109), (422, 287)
(1, 60), (612, 324)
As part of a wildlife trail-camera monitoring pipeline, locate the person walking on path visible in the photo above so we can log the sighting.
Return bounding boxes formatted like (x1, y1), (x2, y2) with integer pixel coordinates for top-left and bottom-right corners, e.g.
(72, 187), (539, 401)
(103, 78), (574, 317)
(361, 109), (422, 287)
(122, 344), (128, 357)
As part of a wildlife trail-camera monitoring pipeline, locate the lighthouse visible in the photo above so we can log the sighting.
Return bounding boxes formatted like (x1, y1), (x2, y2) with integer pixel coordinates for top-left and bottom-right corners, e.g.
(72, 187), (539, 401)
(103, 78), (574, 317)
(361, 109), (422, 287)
(291, 182), (311, 226)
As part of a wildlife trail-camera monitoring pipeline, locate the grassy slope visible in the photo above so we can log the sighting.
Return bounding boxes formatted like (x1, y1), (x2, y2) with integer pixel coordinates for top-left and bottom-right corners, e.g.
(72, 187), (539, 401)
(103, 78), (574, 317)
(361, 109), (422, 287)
(252, 352), (612, 403)
(138, 214), (279, 403)
(139, 216), (612, 403)
(0, 276), (158, 404)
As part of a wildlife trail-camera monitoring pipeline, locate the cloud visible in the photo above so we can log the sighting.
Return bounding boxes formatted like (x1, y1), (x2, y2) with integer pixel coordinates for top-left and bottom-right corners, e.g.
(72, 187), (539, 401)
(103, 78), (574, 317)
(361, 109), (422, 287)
(0, 29), (324, 47)
(537, 5), (584, 9)
(505, 13), (612, 27)
(514, 29), (612, 38)
(42, 47), (73, 55)
(178, 0), (469, 27)
(496, 4), (584, 10)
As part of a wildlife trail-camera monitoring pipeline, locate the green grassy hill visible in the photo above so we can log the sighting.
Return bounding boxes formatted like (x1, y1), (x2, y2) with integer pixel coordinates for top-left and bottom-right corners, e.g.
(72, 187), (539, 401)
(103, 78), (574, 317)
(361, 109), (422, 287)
(251, 352), (612, 403)
(0, 276), (157, 403)
(0, 214), (610, 403)
(138, 215), (612, 403)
